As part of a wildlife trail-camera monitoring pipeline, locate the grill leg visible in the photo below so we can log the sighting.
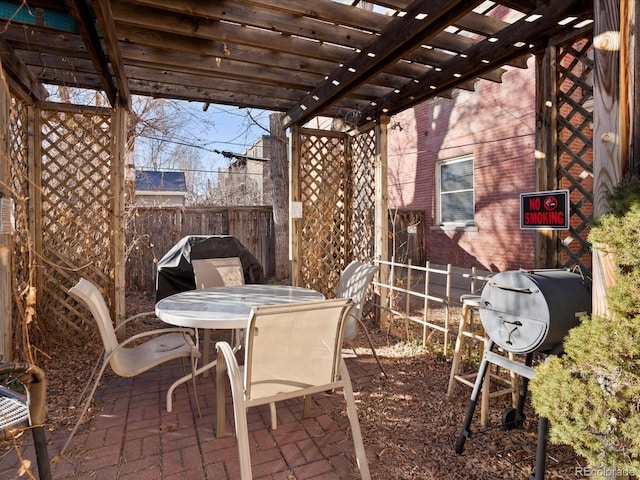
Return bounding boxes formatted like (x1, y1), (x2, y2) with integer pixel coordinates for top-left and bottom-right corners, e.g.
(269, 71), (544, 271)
(502, 352), (534, 430)
(517, 353), (535, 416)
(455, 340), (494, 454)
(530, 416), (549, 480)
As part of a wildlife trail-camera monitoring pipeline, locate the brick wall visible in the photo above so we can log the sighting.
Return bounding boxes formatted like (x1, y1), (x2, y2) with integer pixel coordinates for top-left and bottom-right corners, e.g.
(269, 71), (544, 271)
(387, 58), (537, 272)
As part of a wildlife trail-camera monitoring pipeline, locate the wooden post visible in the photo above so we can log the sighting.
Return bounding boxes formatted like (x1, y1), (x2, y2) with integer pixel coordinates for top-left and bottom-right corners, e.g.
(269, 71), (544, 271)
(630, 0), (640, 175)
(423, 261), (430, 345)
(592, 0), (629, 316)
(0, 68), (11, 360)
(112, 106), (126, 330)
(290, 122), (301, 286)
(534, 46), (559, 268)
(269, 112), (290, 282)
(30, 105), (42, 323)
(375, 117), (389, 328)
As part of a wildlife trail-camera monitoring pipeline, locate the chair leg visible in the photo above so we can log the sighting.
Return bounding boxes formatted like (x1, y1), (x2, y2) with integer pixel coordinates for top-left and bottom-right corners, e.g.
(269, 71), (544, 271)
(357, 319), (387, 377)
(231, 328), (242, 350)
(61, 360), (109, 455)
(217, 343), (253, 480)
(508, 352), (519, 406)
(269, 402), (278, 430)
(32, 425), (51, 480)
(216, 354), (228, 439)
(75, 350), (104, 404)
(303, 395), (313, 419)
(447, 303), (468, 398)
(338, 359), (371, 480)
(481, 362), (491, 427)
(233, 397), (253, 480)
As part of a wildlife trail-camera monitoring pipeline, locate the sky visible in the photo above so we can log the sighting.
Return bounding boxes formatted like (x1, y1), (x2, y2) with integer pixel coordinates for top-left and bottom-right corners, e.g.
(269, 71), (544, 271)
(134, 101), (273, 174)
(45, 86), (274, 196)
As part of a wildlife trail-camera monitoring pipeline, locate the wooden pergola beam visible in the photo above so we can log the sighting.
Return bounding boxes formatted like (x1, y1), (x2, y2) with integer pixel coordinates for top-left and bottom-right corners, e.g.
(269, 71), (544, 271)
(93, 0), (131, 108)
(66, 0), (119, 106)
(0, 36), (48, 100)
(283, 0), (479, 128)
(357, 0), (593, 124)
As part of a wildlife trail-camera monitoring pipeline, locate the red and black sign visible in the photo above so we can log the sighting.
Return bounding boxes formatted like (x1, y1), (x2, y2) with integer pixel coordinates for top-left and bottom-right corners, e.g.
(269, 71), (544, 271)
(520, 190), (569, 230)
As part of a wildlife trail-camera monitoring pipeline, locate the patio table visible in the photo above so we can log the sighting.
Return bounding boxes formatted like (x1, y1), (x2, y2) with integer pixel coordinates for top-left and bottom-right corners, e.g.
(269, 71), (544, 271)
(155, 284), (325, 412)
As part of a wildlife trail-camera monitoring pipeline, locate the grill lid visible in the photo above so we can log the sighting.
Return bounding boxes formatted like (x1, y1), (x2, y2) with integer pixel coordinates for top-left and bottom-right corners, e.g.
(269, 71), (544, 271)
(479, 269), (591, 354)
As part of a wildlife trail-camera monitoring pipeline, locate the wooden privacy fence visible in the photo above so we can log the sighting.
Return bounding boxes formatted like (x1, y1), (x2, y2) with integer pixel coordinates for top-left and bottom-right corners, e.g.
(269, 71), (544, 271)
(388, 209), (426, 266)
(125, 206), (425, 293)
(125, 203), (426, 291)
(124, 206), (275, 291)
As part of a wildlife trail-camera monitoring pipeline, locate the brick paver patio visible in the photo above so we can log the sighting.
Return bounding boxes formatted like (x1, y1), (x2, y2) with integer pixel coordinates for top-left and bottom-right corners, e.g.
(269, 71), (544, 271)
(0, 353), (380, 479)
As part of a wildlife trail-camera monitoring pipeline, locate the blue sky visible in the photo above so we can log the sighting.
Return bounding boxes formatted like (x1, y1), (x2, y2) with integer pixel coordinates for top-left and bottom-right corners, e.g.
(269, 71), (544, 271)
(134, 102), (273, 173)
(45, 86), (272, 174)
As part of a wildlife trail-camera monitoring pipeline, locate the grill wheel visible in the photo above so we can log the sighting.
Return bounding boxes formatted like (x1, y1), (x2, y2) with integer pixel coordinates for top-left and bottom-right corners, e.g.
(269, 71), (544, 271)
(501, 407), (525, 430)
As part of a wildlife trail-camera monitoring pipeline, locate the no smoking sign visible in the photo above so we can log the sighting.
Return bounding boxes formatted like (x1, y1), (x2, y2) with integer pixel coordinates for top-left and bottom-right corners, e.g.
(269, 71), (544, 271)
(520, 190), (569, 230)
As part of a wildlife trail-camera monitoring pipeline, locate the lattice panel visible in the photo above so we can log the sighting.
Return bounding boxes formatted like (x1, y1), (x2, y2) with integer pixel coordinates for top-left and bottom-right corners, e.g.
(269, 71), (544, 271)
(299, 132), (348, 296)
(8, 98), (32, 354)
(556, 37), (594, 274)
(298, 128), (377, 297)
(349, 128), (376, 262)
(39, 108), (114, 342)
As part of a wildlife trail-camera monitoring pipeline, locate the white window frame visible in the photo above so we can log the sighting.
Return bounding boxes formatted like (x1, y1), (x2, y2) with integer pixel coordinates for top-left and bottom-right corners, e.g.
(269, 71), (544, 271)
(436, 155), (475, 227)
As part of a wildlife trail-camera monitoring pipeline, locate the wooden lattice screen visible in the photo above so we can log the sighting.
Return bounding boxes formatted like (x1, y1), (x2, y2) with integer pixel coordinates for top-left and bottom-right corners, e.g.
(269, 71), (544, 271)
(556, 37), (594, 274)
(39, 105), (116, 342)
(350, 129), (377, 262)
(9, 99), (117, 348)
(8, 98), (32, 356)
(297, 127), (376, 297)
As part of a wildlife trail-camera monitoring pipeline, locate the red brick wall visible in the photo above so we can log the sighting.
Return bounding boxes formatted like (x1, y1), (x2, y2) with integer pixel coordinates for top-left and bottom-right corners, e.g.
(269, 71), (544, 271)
(387, 59), (538, 272)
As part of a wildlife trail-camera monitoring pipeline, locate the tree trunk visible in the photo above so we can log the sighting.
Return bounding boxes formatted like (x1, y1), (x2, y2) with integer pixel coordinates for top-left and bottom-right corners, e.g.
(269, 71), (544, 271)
(269, 113), (290, 281)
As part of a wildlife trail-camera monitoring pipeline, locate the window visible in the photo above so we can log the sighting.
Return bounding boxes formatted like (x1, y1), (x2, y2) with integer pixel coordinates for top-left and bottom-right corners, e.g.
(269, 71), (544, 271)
(437, 155), (474, 226)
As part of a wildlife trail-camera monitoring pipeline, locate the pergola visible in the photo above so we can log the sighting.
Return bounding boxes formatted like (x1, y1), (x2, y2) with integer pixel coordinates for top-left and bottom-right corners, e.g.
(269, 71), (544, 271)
(0, 0), (634, 359)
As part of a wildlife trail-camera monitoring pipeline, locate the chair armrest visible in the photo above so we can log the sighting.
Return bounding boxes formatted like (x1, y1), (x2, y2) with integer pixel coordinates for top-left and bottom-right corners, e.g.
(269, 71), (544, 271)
(215, 343), (244, 398)
(216, 341), (241, 376)
(114, 313), (199, 350)
(114, 310), (157, 332)
(215, 341), (244, 438)
(0, 362), (46, 427)
(117, 327), (199, 351)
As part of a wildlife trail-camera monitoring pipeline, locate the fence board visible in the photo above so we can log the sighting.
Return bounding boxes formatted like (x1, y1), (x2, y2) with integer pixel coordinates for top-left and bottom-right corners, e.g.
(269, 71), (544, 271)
(125, 206), (275, 291)
(389, 210), (426, 266)
(125, 205), (424, 293)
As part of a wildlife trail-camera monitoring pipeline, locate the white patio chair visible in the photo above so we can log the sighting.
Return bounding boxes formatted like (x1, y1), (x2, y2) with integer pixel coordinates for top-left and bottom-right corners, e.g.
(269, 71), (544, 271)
(61, 278), (201, 455)
(215, 298), (371, 480)
(192, 257), (244, 289)
(336, 261), (386, 376)
(192, 257), (245, 369)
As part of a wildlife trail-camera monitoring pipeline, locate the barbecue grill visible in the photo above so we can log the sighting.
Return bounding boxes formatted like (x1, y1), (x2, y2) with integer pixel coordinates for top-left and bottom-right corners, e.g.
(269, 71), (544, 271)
(455, 268), (592, 480)
(479, 269), (592, 354)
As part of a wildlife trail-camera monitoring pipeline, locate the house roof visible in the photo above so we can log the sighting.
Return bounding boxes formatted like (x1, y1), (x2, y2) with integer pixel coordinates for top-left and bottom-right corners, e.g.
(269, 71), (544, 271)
(0, 0), (592, 128)
(135, 171), (187, 192)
